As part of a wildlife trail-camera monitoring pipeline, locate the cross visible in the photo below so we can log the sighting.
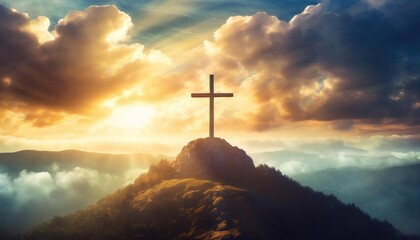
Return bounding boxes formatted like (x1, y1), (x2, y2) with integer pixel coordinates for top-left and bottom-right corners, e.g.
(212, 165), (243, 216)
(191, 74), (233, 138)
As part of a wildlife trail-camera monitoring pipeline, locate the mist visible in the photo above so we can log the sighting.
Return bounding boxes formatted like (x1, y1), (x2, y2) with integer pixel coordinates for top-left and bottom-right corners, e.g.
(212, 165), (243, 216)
(251, 138), (420, 176)
(0, 166), (147, 236)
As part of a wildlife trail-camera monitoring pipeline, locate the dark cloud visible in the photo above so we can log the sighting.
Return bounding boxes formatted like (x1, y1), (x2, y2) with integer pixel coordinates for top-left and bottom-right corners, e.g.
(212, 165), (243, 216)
(333, 120), (354, 131)
(207, 0), (420, 130)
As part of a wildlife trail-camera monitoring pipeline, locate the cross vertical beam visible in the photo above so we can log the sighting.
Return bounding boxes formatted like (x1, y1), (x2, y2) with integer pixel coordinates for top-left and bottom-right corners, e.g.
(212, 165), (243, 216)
(209, 74), (214, 138)
(191, 74), (234, 138)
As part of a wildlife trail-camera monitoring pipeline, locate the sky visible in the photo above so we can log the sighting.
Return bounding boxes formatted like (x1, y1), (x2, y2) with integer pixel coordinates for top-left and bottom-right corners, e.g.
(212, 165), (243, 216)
(0, 0), (419, 159)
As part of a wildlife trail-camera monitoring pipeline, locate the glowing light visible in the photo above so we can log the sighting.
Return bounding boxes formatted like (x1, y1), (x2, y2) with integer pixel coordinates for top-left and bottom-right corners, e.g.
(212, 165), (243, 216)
(146, 49), (172, 65)
(106, 10), (132, 44)
(107, 105), (155, 129)
(102, 98), (117, 108)
(22, 16), (54, 44)
(3, 77), (12, 86)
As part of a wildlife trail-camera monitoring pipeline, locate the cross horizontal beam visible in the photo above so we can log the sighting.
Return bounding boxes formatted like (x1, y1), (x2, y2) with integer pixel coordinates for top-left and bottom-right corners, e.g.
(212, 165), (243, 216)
(191, 93), (234, 98)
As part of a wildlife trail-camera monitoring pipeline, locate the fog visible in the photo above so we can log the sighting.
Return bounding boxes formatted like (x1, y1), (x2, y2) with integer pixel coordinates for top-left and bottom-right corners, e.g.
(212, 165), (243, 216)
(0, 165), (147, 236)
(251, 139), (420, 176)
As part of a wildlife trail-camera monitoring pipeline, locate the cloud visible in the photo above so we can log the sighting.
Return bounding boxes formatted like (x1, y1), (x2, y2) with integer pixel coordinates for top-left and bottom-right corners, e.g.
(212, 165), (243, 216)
(332, 120), (354, 131)
(0, 166), (144, 235)
(0, 4), (170, 127)
(1, 0), (419, 136)
(371, 135), (420, 152)
(202, 0), (420, 130)
(365, 0), (387, 8)
(251, 136), (420, 175)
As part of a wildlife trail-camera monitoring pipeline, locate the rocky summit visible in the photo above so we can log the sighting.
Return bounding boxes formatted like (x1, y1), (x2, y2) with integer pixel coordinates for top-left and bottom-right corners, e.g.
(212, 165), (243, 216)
(172, 138), (255, 182)
(23, 138), (419, 240)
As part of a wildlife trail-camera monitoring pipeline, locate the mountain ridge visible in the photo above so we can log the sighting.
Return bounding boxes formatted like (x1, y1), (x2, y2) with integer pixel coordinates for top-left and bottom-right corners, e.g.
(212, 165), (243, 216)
(23, 138), (419, 240)
(0, 149), (169, 175)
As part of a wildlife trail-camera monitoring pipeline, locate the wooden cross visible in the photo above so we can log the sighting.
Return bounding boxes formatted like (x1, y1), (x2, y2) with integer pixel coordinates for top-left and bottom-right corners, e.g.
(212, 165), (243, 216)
(191, 74), (233, 138)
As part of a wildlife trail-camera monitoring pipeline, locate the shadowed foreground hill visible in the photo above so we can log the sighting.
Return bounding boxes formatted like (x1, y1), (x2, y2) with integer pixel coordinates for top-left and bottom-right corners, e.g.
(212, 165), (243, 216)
(24, 138), (418, 240)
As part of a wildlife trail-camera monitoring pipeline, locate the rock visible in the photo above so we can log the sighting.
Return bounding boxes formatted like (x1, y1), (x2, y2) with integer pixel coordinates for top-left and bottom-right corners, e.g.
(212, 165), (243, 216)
(172, 138), (255, 182)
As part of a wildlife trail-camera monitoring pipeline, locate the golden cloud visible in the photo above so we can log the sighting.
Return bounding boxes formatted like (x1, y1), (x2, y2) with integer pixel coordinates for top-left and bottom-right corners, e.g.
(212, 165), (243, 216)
(0, 5), (171, 128)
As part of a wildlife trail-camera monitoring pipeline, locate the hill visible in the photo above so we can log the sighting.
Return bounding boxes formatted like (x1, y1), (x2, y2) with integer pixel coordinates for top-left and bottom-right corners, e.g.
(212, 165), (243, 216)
(23, 138), (418, 240)
(294, 164), (420, 235)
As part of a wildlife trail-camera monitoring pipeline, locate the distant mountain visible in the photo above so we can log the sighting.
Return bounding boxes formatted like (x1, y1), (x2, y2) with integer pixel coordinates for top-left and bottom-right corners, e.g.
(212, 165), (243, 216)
(23, 138), (417, 240)
(294, 164), (420, 235)
(250, 149), (416, 175)
(0, 150), (169, 176)
(250, 150), (325, 174)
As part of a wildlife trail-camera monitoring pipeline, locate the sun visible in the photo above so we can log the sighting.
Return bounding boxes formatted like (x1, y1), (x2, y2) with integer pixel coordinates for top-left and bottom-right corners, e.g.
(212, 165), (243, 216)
(107, 104), (155, 129)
